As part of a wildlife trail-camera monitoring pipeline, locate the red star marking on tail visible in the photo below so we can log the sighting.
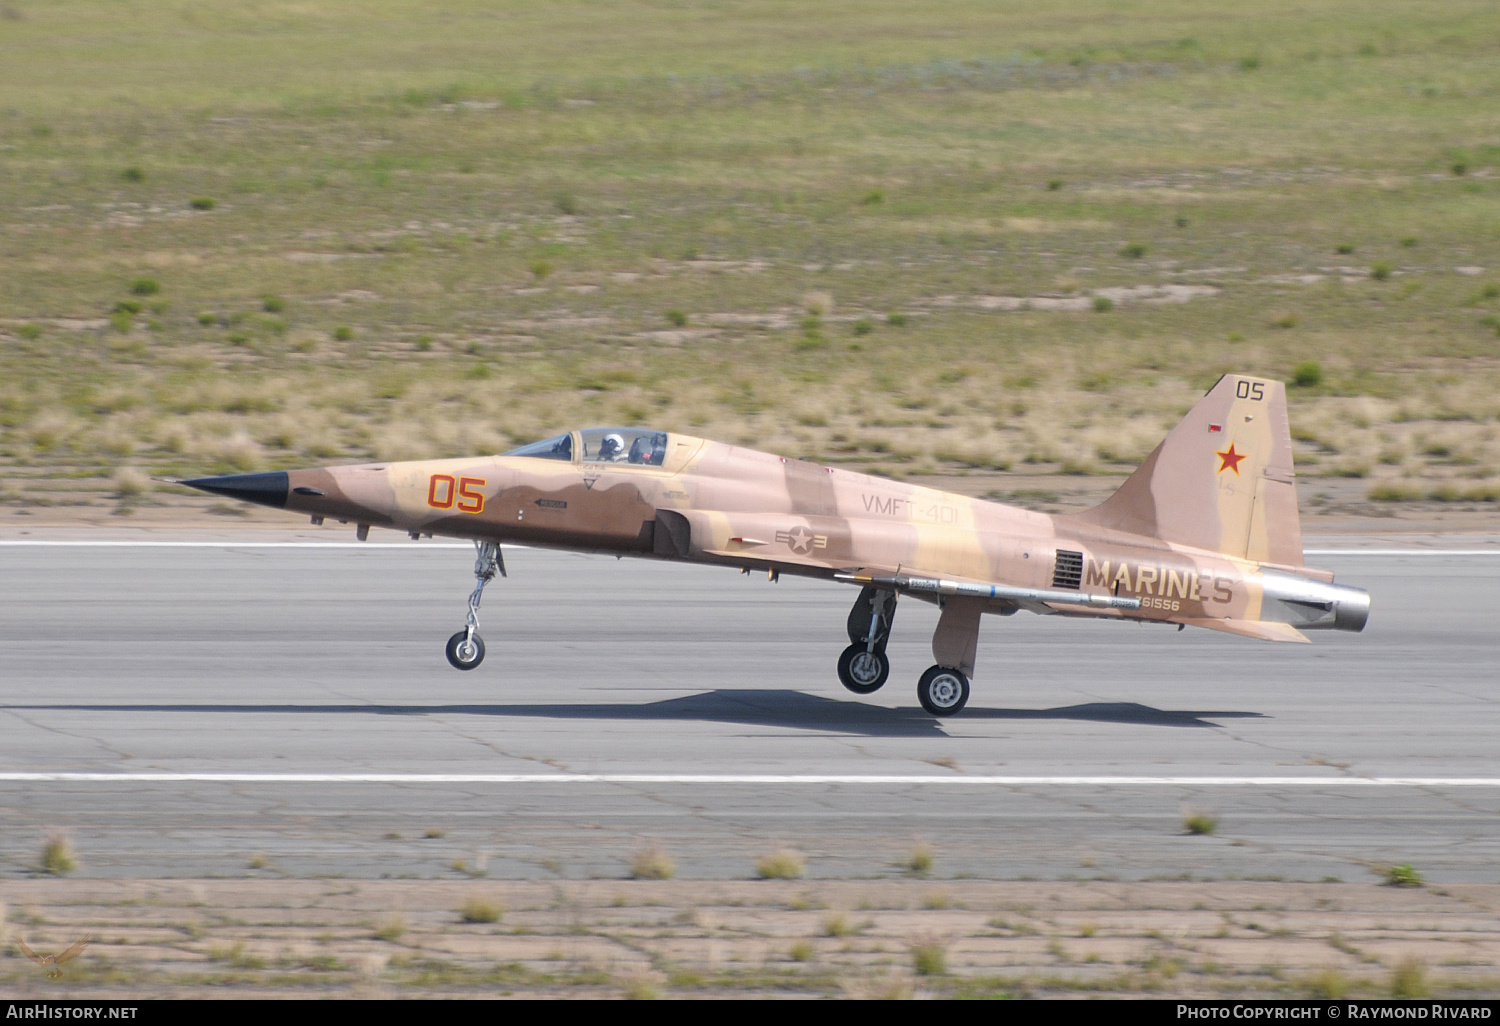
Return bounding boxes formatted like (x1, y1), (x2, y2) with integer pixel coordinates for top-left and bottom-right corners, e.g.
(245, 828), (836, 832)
(1215, 441), (1246, 476)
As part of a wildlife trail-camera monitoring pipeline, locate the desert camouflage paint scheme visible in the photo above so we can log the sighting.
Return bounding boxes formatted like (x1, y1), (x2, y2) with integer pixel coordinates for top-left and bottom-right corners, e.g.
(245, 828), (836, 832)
(185, 374), (1369, 716)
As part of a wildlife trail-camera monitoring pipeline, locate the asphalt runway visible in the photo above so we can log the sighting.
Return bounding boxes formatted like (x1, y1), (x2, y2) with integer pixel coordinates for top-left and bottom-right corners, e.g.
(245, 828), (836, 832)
(1, 541), (1498, 882)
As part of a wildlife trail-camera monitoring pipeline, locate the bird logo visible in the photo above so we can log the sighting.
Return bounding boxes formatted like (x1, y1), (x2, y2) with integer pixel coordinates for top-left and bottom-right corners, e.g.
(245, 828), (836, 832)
(18, 935), (90, 978)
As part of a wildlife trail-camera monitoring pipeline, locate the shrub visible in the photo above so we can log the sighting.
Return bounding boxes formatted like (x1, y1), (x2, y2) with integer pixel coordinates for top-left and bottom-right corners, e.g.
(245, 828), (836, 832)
(852, 318), (874, 335)
(553, 193), (578, 215)
(1368, 481), (1424, 501)
(824, 913), (855, 937)
(17, 322), (41, 340)
(1452, 161), (1468, 176)
(1401, 236), (1418, 248)
(1305, 968), (1348, 999)
(114, 299), (142, 315)
(905, 841), (933, 877)
(1183, 811), (1218, 835)
(1092, 296), (1114, 312)
(262, 295), (285, 313)
(1292, 361), (1323, 387)
(40, 832), (77, 874)
(629, 844), (675, 880)
(1385, 863), (1423, 887)
(459, 897), (503, 924)
(911, 938), (947, 976)
(120, 166), (144, 182)
(130, 278), (160, 296)
(788, 940), (815, 962)
(1274, 312), (1299, 329)
(333, 325), (354, 341)
(755, 849), (805, 880)
(1390, 959), (1427, 998)
(665, 309), (687, 327)
(113, 467), (149, 498)
(860, 189), (884, 205)
(372, 916), (406, 941)
(1119, 241), (1147, 259)
(1335, 243), (1355, 255)
(197, 311), (217, 326)
(415, 335), (433, 351)
(1047, 178), (1064, 191)
(1239, 55), (1261, 70)
(886, 312), (908, 327)
(108, 311), (134, 334)
(622, 976), (660, 1000)
(1370, 261), (1394, 280)
(529, 258), (553, 279)
(190, 197), (216, 211)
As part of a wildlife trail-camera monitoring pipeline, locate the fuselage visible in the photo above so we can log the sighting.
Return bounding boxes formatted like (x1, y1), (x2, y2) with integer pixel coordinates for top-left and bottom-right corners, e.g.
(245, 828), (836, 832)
(261, 428), (1364, 635)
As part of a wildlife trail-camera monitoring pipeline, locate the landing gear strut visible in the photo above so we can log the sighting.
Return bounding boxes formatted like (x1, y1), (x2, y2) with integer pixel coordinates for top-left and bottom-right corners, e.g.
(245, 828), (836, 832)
(917, 595), (982, 715)
(445, 540), (504, 670)
(837, 586), (896, 694)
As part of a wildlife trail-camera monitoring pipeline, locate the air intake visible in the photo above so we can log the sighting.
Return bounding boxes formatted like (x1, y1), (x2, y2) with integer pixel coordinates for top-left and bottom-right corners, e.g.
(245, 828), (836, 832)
(1052, 549), (1083, 590)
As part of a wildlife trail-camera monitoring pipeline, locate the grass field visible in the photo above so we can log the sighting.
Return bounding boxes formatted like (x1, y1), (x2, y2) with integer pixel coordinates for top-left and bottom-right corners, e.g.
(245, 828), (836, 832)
(2, 1), (1499, 513)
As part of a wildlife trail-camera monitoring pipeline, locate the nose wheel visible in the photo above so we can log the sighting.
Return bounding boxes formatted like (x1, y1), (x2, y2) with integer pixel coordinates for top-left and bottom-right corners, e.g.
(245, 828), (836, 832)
(917, 665), (969, 716)
(446, 630), (486, 670)
(445, 540), (504, 670)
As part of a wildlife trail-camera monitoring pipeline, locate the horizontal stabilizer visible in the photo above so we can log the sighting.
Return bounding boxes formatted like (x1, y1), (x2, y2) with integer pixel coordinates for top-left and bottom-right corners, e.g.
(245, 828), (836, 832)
(1177, 617), (1309, 644)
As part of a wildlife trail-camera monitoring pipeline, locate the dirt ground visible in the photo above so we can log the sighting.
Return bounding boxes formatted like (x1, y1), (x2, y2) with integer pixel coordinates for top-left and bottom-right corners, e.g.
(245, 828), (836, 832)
(1, 878), (1496, 999)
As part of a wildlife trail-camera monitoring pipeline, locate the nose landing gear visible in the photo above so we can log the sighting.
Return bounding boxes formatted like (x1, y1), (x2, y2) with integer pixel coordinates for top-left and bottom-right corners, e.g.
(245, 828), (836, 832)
(445, 540), (504, 670)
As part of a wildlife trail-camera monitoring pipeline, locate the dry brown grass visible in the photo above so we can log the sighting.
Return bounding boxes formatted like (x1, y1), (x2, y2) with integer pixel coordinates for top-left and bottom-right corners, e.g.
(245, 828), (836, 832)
(629, 844), (675, 881)
(755, 849), (806, 880)
(0, 879), (1496, 997)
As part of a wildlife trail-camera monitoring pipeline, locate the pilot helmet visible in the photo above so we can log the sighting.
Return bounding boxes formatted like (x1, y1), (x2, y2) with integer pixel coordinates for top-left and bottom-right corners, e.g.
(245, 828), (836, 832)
(599, 433), (625, 459)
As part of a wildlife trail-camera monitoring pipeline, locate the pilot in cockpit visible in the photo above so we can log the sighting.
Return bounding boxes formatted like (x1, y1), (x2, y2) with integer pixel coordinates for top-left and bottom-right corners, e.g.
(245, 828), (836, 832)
(597, 433), (628, 462)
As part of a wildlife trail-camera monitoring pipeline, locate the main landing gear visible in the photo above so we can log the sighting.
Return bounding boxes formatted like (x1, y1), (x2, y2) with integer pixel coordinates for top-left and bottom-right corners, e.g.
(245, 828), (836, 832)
(445, 540), (504, 670)
(917, 665), (970, 716)
(838, 587), (895, 694)
(836, 587), (981, 716)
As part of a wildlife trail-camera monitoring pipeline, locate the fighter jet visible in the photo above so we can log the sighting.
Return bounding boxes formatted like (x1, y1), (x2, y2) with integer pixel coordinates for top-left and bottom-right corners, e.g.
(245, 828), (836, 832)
(182, 373), (1368, 716)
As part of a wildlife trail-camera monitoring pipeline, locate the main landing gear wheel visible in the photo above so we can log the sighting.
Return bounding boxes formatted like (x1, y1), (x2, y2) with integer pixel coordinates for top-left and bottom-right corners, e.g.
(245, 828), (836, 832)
(837, 643), (890, 694)
(917, 665), (970, 716)
(838, 586), (897, 694)
(446, 630), (486, 670)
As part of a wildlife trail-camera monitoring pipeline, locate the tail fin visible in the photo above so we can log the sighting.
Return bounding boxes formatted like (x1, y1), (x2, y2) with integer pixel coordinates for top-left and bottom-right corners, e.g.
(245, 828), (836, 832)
(1071, 374), (1303, 566)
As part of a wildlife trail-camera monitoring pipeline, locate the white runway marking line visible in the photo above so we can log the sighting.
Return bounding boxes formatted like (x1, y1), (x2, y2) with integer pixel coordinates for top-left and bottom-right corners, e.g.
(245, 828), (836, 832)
(4, 773), (1500, 786)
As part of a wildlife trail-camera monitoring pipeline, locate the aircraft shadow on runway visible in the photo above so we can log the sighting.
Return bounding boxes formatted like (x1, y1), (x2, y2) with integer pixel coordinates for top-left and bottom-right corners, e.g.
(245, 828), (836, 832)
(4, 692), (1263, 738)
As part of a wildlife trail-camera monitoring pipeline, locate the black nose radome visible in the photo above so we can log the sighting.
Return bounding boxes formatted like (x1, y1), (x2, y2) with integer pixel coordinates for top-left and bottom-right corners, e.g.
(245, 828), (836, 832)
(180, 471), (289, 509)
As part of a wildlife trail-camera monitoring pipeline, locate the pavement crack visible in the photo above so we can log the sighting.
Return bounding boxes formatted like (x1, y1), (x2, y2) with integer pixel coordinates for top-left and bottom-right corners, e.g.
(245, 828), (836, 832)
(1, 706), (135, 762)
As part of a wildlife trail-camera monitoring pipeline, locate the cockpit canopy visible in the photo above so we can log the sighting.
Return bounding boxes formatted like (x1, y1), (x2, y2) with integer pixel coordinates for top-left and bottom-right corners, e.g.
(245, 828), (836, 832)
(502, 428), (669, 466)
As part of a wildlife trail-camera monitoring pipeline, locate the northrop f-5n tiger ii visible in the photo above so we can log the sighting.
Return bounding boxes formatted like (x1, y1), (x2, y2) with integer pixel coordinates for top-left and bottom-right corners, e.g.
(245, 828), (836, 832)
(183, 373), (1369, 716)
